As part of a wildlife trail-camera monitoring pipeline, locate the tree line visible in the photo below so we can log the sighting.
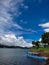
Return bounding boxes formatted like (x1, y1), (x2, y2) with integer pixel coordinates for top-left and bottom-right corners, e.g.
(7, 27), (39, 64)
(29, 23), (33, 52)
(32, 32), (49, 48)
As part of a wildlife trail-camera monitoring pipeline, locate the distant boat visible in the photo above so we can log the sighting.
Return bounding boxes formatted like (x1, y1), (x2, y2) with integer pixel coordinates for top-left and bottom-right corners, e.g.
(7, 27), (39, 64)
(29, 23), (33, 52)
(27, 52), (48, 62)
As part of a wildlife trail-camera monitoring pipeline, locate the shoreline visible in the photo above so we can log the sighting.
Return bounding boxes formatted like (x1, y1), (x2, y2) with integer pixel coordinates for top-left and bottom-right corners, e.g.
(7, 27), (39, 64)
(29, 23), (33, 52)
(30, 47), (49, 65)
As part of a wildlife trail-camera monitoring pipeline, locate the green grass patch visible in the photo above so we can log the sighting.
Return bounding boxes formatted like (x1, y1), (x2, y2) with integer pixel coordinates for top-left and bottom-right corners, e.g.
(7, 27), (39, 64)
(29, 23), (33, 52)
(30, 47), (49, 53)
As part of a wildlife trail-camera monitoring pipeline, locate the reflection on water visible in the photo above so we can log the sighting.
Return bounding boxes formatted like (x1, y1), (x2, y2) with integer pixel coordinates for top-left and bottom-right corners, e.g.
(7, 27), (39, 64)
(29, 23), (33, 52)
(0, 48), (45, 65)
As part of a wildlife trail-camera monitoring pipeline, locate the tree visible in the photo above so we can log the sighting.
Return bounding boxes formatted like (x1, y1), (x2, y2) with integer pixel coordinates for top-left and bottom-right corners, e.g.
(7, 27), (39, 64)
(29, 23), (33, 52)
(32, 41), (39, 48)
(42, 32), (49, 46)
(35, 41), (39, 48)
(32, 41), (35, 45)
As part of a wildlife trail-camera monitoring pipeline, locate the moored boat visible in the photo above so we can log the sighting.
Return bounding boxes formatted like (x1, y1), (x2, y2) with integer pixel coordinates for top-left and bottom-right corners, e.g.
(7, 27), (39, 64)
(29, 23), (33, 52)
(27, 52), (49, 62)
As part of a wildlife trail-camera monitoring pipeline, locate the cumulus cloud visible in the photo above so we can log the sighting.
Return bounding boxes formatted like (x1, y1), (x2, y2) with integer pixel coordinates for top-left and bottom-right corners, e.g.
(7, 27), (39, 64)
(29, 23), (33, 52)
(39, 22), (49, 28)
(0, 0), (33, 47)
(44, 28), (49, 32)
(0, 34), (32, 47)
(39, 22), (49, 32)
(39, 38), (42, 42)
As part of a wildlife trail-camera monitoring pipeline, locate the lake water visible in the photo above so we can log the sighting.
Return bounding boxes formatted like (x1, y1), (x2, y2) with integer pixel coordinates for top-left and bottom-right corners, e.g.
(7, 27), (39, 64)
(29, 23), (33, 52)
(0, 48), (45, 65)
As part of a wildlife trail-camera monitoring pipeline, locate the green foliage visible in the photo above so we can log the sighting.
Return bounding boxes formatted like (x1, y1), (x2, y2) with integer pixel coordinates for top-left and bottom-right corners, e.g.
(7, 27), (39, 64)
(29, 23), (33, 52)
(32, 41), (39, 48)
(42, 32), (49, 45)
(35, 41), (39, 48)
(32, 41), (35, 44)
(31, 47), (49, 53)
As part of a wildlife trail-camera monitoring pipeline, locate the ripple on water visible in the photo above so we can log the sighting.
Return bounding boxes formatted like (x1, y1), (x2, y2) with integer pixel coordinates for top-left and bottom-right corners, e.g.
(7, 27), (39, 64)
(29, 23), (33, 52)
(0, 49), (45, 65)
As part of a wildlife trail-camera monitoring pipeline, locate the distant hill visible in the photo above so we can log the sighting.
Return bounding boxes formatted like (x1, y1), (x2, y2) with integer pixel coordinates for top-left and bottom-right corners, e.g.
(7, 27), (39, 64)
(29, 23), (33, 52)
(0, 44), (30, 49)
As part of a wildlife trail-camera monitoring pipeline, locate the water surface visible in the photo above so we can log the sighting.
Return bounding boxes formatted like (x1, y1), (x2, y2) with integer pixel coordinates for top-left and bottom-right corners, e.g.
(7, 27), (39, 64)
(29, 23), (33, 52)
(0, 48), (45, 65)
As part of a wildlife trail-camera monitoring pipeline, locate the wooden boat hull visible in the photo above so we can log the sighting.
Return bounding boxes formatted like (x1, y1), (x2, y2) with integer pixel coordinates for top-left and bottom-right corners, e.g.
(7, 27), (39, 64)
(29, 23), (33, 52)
(27, 55), (48, 61)
(27, 52), (48, 62)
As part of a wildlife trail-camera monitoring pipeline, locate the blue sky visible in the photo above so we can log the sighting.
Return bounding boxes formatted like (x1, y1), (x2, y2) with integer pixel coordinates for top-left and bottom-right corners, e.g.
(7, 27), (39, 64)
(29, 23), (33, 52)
(0, 0), (49, 43)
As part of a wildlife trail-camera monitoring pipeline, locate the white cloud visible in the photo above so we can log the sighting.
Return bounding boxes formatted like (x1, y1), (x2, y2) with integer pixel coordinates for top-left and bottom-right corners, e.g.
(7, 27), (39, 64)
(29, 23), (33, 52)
(44, 28), (49, 32)
(0, 0), (24, 35)
(0, 34), (32, 47)
(24, 5), (28, 9)
(0, 0), (33, 47)
(13, 24), (23, 30)
(0, 0), (30, 36)
(39, 22), (49, 28)
(25, 28), (37, 33)
(20, 20), (28, 24)
(21, 3), (24, 7)
(39, 38), (42, 42)
(20, 3), (28, 9)
(39, 22), (49, 32)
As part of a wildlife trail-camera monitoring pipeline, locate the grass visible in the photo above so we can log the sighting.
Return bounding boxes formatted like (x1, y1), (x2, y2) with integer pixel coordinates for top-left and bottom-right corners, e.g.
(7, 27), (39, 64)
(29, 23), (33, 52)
(31, 47), (49, 64)
(30, 47), (49, 53)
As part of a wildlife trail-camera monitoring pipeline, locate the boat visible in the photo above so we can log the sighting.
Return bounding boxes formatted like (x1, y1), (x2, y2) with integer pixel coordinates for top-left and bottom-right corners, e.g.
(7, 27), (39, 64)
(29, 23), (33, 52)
(27, 52), (49, 62)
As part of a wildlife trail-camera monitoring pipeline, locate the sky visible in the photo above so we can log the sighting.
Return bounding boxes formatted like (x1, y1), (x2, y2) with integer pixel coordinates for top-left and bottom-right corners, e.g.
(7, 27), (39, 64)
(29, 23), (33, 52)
(0, 0), (49, 47)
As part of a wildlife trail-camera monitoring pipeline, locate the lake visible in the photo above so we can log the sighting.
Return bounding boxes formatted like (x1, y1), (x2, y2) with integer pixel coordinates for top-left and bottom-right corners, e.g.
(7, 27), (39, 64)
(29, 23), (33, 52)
(0, 48), (45, 65)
